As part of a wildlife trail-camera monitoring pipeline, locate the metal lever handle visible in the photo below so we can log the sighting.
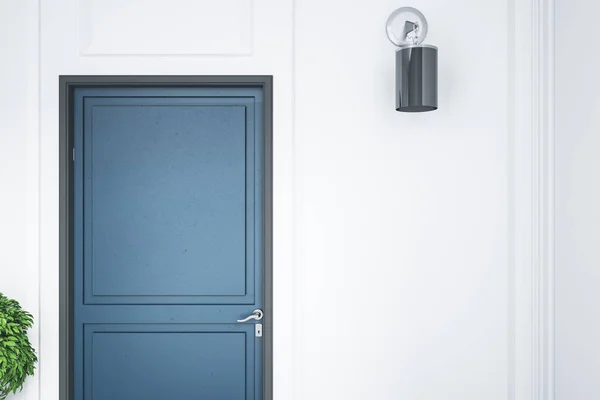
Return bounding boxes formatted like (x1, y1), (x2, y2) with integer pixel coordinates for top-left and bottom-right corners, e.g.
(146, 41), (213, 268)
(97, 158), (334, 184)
(237, 309), (264, 323)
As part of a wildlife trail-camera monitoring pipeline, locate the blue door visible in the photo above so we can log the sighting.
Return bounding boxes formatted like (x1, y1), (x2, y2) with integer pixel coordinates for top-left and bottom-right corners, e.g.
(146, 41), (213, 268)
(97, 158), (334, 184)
(72, 86), (266, 400)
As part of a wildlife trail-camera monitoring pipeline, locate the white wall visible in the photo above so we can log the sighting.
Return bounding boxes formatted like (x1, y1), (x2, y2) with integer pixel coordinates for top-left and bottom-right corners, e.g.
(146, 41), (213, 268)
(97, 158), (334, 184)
(0, 2), (39, 399)
(0, 1), (530, 399)
(555, 0), (600, 398)
(294, 1), (511, 399)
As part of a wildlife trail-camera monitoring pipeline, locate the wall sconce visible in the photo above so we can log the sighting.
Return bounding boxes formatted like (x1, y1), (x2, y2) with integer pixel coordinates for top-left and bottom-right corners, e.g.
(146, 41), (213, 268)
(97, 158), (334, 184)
(386, 7), (438, 112)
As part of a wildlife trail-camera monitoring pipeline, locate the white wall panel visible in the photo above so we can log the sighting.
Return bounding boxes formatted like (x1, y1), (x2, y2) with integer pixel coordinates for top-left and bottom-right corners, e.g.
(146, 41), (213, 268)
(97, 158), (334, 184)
(0, 1), (40, 400)
(293, 1), (511, 399)
(79, 0), (253, 55)
(556, 0), (600, 398)
(38, 1), (294, 400)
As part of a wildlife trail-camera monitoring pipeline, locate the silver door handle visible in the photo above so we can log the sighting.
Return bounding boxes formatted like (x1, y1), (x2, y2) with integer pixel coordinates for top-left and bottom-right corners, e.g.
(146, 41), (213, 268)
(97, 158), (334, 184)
(237, 309), (264, 323)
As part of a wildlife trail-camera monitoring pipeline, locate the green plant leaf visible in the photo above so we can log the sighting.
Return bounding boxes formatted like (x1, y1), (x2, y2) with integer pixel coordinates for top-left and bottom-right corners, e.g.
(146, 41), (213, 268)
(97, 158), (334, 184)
(0, 293), (37, 398)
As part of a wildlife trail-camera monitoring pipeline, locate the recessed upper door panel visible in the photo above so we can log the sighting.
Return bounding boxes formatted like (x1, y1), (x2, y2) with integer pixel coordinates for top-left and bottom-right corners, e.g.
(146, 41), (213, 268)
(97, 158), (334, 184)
(75, 92), (262, 305)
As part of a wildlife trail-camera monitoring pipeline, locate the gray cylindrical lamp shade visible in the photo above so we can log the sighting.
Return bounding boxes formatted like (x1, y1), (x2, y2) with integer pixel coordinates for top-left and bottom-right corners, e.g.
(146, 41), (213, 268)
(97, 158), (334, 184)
(396, 44), (438, 112)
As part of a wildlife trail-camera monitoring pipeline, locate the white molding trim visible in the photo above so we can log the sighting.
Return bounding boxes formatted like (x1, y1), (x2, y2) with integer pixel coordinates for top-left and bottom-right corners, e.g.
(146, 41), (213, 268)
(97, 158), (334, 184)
(511, 0), (554, 399)
(512, 0), (555, 399)
(532, 0), (555, 399)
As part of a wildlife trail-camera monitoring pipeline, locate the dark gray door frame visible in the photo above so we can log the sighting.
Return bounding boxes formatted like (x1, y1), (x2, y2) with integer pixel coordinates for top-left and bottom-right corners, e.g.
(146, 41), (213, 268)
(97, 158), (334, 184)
(59, 75), (273, 400)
